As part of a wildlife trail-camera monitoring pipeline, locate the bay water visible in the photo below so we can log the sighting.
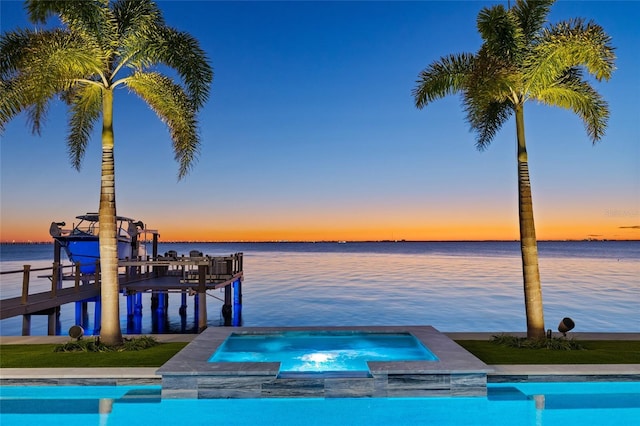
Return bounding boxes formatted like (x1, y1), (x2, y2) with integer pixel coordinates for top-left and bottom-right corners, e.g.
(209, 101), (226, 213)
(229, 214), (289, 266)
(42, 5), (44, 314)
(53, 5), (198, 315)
(0, 241), (638, 335)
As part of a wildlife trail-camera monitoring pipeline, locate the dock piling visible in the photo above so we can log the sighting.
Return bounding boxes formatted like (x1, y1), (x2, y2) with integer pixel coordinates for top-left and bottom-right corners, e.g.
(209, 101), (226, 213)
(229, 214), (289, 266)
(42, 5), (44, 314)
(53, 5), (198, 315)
(2, 252), (244, 335)
(21, 265), (30, 305)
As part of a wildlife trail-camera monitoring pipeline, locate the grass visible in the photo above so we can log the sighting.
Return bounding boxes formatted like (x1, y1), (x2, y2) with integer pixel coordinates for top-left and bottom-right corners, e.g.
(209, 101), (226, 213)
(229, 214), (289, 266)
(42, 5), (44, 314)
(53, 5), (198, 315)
(0, 342), (188, 368)
(0, 340), (638, 368)
(456, 340), (640, 364)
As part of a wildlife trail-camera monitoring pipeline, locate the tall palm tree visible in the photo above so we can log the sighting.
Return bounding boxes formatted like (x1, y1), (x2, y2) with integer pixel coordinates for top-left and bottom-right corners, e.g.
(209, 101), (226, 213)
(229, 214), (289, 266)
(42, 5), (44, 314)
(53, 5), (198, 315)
(0, 0), (213, 345)
(413, 0), (614, 339)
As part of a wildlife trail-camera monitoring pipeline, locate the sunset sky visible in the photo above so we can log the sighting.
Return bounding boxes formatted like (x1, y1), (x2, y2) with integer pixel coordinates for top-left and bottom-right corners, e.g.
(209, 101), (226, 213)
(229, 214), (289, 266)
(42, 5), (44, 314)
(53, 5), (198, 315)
(1, 0), (638, 243)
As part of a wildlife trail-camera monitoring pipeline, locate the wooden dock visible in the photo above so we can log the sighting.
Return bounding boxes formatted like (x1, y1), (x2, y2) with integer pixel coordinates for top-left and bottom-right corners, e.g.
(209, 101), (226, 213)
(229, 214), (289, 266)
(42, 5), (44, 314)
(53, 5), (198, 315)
(0, 253), (244, 335)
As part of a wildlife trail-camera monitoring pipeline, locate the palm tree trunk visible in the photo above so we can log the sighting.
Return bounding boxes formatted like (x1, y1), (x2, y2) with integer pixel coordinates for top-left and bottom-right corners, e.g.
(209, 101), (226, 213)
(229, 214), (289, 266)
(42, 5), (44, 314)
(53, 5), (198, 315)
(515, 104), (545, 340)
(98, 88), (123, 346)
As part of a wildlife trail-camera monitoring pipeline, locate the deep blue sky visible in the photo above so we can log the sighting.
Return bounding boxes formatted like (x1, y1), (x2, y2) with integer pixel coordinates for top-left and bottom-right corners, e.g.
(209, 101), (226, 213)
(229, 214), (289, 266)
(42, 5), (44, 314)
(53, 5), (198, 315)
(1, 1), (638, 242)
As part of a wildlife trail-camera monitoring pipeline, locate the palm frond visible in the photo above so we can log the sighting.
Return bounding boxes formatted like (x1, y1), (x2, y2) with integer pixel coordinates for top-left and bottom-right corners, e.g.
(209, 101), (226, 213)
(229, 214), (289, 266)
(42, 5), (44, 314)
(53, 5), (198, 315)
(536, 70), (609, 142)
(512, 0), (554, 40)
(125, 72), (200, 179)
(111, 0), (212, 110)
(0, 80), (29, 132)
(467, 47), (519, 105)
(3, 28), (103, 86)
(413, 53), (474, 108)
(477, 4), (524, 62)
(27, 0), (106, 23)
(1, 28), (105, 133)
(112, 0), (164, 60)
(152, 27), (213, 109)
(1, 30), (55, 133)
(65, 83), (103, 170)
(112, 0), (164, 37)
(26, 0), (114, 50)
(0, 29), (32, 79)
(527, 18), (616, 91)
(464, 96), (513, 150)
(0, 29), (36, 130)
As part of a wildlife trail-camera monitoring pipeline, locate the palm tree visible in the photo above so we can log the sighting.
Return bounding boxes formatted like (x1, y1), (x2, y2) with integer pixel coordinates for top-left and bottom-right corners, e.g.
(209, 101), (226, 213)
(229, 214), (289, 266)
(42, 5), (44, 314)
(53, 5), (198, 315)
(413, 0), (614, 339)
(0, 0), (213, 345)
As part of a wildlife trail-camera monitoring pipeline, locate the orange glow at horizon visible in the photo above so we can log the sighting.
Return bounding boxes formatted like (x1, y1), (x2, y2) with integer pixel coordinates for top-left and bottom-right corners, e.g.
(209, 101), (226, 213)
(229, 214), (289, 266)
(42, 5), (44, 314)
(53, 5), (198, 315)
(2, 216), (637, 243)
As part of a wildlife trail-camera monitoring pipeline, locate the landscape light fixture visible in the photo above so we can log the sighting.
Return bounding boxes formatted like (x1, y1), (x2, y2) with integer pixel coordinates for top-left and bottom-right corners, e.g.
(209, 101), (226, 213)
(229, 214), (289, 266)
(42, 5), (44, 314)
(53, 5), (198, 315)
(557, 317), (575, 337)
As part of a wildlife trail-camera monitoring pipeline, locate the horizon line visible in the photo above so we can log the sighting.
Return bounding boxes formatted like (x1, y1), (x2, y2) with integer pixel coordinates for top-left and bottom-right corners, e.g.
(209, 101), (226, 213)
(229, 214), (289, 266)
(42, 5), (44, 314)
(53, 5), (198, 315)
(2, 238), (637, 245)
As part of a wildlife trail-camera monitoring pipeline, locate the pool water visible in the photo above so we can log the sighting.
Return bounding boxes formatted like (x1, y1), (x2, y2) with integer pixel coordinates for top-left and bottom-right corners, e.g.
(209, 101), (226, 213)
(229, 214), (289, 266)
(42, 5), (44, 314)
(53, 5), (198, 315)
(1, 382), (639, 426)
(208, 331), (438, 373)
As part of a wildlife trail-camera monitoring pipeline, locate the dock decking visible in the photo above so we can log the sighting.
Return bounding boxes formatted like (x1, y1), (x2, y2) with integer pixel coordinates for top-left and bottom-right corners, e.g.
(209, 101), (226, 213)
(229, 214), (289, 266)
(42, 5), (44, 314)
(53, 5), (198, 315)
(0, 253), (244, 335)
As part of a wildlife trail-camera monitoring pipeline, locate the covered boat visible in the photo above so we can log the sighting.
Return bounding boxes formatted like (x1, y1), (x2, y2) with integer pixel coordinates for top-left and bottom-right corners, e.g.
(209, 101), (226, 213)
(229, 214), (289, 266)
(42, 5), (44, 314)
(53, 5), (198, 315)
(49, 213), (146, 274)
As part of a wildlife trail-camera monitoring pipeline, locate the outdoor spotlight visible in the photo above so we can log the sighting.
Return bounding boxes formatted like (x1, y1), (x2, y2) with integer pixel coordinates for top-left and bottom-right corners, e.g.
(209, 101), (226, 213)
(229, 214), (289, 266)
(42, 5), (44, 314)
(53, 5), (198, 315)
(68, 325), (84, 341)
(557, 317), (575, 336)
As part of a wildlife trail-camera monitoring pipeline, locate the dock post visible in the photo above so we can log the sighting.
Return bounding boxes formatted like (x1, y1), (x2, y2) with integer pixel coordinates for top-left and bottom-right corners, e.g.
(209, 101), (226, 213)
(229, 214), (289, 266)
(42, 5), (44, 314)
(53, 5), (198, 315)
(54, 241), (63, 285)
(179, 290), (188, 332)
(125, 293), (135, 334)
(233, 278), (242, 326)
(151, 292), (158, 311)
(180, 291), (188, 315)
(223, 285), (232, 326)
(50, 262), (59, 298)
(93, 299), (102, 336)
(21, 265), (31, 305)
(21, 315), (31, 336)
(152, 292), (167, 333)
(197, 264), (208, 332)
(126, 293), (133, 316)
(193, 291), (199, 330)
(47, 307), (60, 335)
(134, 293), (143, 315)
(152, 233), (158, 259)
(20, 265), (32, 336)
(155, 292), (166, 315)
(77, 301), (89, 329)
(160, 292), (167, 314)
(76, 301), (83, 325)
(131, 293), (143, 334)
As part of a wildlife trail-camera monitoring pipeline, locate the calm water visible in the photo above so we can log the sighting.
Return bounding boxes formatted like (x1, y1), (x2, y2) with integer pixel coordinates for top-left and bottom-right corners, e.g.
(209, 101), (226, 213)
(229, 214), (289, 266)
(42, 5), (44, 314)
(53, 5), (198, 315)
(0, 241), (638, 335)
(1, 382), (639, 426)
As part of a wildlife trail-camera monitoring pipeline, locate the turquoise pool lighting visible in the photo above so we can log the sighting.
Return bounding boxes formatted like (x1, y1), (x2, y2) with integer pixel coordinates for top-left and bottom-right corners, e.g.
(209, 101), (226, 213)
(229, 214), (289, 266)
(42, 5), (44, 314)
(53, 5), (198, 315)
(208, 331), (438, 374)
(1, 382), (639, 426)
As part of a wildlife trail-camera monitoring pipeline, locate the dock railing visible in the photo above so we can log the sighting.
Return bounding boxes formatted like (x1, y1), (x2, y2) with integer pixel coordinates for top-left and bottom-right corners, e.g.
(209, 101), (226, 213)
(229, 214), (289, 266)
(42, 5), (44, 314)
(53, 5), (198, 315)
(1, 252), (244, 334)
(0, 262), (100, 309)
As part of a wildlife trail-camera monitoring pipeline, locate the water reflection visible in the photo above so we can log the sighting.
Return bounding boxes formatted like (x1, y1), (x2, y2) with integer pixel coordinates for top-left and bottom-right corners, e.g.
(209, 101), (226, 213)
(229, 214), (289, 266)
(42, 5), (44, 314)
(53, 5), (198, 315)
(1, 242), (638, 334)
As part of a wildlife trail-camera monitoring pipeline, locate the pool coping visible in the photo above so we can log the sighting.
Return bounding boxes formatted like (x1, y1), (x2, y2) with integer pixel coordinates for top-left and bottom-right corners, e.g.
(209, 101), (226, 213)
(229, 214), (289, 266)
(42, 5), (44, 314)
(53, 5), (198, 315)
(2, 364), (638, 382)
(157, 326), (492, 375)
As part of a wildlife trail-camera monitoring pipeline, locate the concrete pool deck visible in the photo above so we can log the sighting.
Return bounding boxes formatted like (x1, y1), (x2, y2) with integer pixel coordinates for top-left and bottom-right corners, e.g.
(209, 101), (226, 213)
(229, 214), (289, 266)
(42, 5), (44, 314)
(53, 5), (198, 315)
(1, 331), (639, 390)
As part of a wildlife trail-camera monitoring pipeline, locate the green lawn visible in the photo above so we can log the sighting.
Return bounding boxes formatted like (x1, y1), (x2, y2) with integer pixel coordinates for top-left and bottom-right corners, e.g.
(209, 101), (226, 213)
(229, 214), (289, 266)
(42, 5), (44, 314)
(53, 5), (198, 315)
(1, 340), (638, 368)
(0, 342), (188, 368)
(456, 340), (640, 364)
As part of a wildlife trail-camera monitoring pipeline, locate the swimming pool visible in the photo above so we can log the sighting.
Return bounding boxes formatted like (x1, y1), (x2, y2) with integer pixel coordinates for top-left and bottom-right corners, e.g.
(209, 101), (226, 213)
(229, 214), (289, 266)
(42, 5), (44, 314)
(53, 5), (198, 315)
(159, 326), (490, 398)
(209, 331), (438, 374)
(1, 382), (638, 426)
